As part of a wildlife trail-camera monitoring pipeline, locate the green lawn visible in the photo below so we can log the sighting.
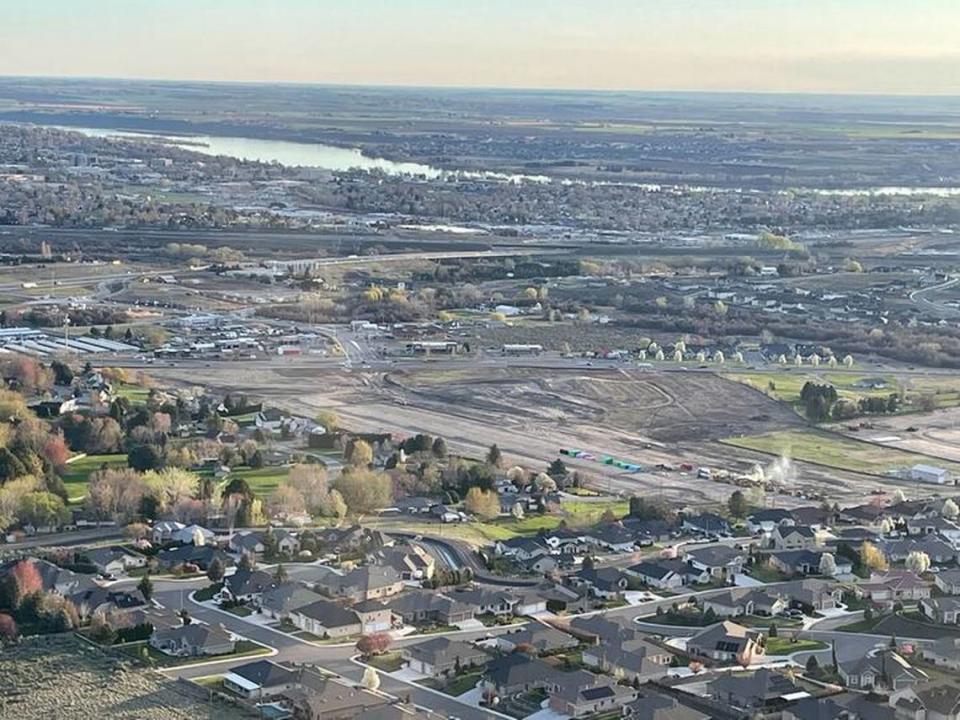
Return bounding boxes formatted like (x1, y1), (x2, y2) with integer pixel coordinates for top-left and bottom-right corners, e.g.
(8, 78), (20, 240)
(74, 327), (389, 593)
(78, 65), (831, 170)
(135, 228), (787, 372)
(62, 453), (128, 502)
(721, 429), (960, 476)
(366, 652), (405, 672)
(116, 639), (269, 667)
(222, 465), (291, 497)
(765, 638), (827, 656)
(114, 382), (151, 405)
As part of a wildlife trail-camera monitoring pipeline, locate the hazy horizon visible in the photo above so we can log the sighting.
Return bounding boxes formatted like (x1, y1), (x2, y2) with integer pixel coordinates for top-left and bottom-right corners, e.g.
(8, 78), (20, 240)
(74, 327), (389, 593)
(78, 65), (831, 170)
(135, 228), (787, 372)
(3, 0), (960, 95)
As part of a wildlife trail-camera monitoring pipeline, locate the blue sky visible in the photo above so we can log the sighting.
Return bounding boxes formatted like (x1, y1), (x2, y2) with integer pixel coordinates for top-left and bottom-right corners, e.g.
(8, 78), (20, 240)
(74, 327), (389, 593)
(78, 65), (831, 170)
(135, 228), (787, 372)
(2, 0), (958, 93)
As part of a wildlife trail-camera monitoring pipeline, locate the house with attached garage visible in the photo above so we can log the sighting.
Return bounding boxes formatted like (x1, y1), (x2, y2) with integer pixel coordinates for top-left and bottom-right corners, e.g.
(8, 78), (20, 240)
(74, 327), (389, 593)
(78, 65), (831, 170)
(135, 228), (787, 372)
(687, 621), (765, 664)
(906, 516), (960, 545)
(223, 660), (298, 701)
(935, 569), (960, 595)
(682, 513), (731, 537)
(571, 566), (630, 599)
(229, 531), (266, 558)
(889, 681), (960, 720)
(288, 599), (362, 638)
(625, 560), (685, 590)
(401, 637), (489, 678)
(218, 569), (276, 604)
(684, 545), (746, 581)
(769, 525), (821, 550)
(548, 672), (639, 719)
(150, 623), (236, 658)
(86, 547), (146, 576)
(447, 586), (519, 616)
(839, 650), (928, 692)
(493, 536), (551, 561)
(920, 596), (960, 624)
(855, 570), (931, 605)
(152, 520), (186, 544)
(352, 599), (393, 633)
(778, 579), (844, 612)
(497, 625), (579, 655)
(883, 536), (957, 565)
(701, 589), (787, 619)
(747, 508), (795, 535)
(326, 565), (404, 603)
(925, 638), (960, 671)
(768, 549), (851, 577)
(387, 589), (475, 627)
(259, 583), (325, 621)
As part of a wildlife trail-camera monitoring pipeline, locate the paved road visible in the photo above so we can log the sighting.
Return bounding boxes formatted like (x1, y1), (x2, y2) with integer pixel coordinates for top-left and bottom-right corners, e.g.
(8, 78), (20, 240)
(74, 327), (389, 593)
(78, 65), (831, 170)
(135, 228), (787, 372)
(145, 578), (516, 720)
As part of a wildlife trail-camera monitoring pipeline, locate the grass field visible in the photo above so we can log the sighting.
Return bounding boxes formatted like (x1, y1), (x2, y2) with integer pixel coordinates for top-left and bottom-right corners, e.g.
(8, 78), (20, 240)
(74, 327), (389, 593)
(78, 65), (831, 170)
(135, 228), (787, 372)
(222, 465), (291, 496)
(114, 382), (151, 405)
(721, 428), (960, 476)
(727, 371), (960, 413)
(63, 453), (128, 502)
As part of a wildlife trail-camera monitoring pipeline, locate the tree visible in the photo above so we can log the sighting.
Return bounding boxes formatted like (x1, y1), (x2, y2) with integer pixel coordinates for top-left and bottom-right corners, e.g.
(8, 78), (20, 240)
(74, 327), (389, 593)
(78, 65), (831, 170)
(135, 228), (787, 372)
(768, 622), (778, 638)
(315, 410), (340, 432)
(431, 437), (448, 458)
(818, 553), (838, 577)
(237, 552), (254, 572)
(128, 444), (164, 472)
(356, 632), (392, 657)
(805, 655), (821, 677)
(942, 499), (959, 520)
(18, 491), (69, 529)
(727, 490), (748, 519)
(486, 444), (503, 469)
(533, 473), (557, 494)
(905, 550), (931, 574)
(361, 666), (381, 691)
(1, 560), (43, 610)
(547, 458), (568, 481)
(345, 439), (373, 467)
(860, 541), (889, 573)
(319, 489), (348, 522)
(0, 612), (17, 644)
(274, 563), (288, 583)
(333, 469), (392, 516)
(285, 464), (330, 514)
(87, 468), (147, 523)
(137, 574), (154, 603)
(464, 487), (500, 521)
(207, 557), (225, 584)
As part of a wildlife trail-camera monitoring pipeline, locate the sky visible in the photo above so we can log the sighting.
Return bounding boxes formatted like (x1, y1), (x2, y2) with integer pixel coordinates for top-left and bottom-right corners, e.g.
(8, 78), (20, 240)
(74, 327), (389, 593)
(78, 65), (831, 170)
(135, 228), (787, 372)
(2, 0), (959, 94)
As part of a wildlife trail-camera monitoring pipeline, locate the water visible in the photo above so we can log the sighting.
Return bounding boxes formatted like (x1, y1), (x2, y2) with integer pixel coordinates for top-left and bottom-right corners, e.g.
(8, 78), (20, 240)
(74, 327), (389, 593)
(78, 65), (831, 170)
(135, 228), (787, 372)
(48, 125), (444, 177)
(38, 124), (960, 195)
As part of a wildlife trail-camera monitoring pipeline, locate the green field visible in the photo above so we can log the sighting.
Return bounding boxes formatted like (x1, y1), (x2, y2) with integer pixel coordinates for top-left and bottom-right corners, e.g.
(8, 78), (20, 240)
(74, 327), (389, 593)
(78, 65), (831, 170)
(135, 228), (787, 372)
(62, 453), (128, 502)
(113, 382), (151, 405)
(727, 371), (960, 412)
(722, 429), (960, 476)
(219, 465), (291, 496)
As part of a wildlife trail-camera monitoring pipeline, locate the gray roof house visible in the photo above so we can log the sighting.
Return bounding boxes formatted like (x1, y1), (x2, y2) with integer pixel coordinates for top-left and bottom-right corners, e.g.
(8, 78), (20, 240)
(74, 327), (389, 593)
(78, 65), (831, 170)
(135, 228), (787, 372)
(150, 623), (236, 658)
(402, 637), (489, 678)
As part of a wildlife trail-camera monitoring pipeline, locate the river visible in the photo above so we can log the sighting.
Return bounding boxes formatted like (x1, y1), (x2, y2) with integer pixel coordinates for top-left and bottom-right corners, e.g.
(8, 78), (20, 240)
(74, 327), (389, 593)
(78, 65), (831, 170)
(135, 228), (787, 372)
(40, 124), (960, 196)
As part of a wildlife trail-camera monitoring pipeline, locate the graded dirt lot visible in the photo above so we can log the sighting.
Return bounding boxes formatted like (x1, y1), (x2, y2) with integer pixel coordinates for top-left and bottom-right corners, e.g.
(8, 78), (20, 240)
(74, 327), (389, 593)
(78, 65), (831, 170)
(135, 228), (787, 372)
(833, 406), (960, 464)
(0, 635), (250, 719)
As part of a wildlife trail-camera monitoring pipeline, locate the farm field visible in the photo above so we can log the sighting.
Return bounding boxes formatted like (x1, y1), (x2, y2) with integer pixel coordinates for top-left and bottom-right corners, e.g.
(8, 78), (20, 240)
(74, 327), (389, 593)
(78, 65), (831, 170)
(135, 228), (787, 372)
(721, 428), (960, 476)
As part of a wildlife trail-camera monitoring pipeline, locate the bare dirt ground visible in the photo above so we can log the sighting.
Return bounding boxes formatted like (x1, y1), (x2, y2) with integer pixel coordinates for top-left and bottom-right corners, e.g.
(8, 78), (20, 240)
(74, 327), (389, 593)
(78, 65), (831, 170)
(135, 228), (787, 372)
(833, 407), (960, 463)
(0, 635), (250, 719)
(147, 361), (910, 506)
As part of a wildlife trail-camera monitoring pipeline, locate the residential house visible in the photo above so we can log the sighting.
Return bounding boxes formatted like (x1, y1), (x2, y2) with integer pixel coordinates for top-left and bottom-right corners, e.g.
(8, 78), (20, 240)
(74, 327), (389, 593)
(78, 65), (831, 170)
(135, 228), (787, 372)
(372, 543), (435, 581)
(152, 520), (186, 544)
(687, 621), (765, 664)
(684, 546), (745, 581)
(906, 517), (960, 545)
(936, 569), (960, 596)
(571, 566), (629, 599)
(481, 654), (560, 696)
(770, 525), (821, 550)
(326, 565), (404, 603)
(260, 583), (325, 621)
(289, 599), (362, 638)
(925, 638), (960, 672)
(889, 681), (960, 720)
(353, 600), (392, 633)
(779, 579), (844, 612)
(498, 625), (579, 655)
(839, 651), (928, 692)
(150, 623), (236, 658)
(768, 549), (849, 577)
(70, 587), (146, 618)
(220, 569), (276, 604)
(511, 588), (548, 616)
(682, 513), (731, 537)
(747, 509), (796, 535)
(229, 531), (267, 558)
(625, 560), (684, 591)
(883, 536), (957, 565)
(156, 544), (231, 572)
(273, 529), (301, 556)
(0, 558), (90, 597)
(548, 672), (639, 719)
(856, 571), (931, 604)
(702, 589), (787, 619)
(583, 523), (642, 553)
(387, 590), (475, 627)
(223, 660), (298, 700)
(921, 597), (960, 625)
(86, 547), (146, 576)
(708, 668), (798, 710)
(625, 690), (710, 720)
(171, 524), (216, 546)
(493, 536), (551, 561)
(447, 586), (518, 616)
(402, 637), (488, 678)
(286, 674), (395, 720)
